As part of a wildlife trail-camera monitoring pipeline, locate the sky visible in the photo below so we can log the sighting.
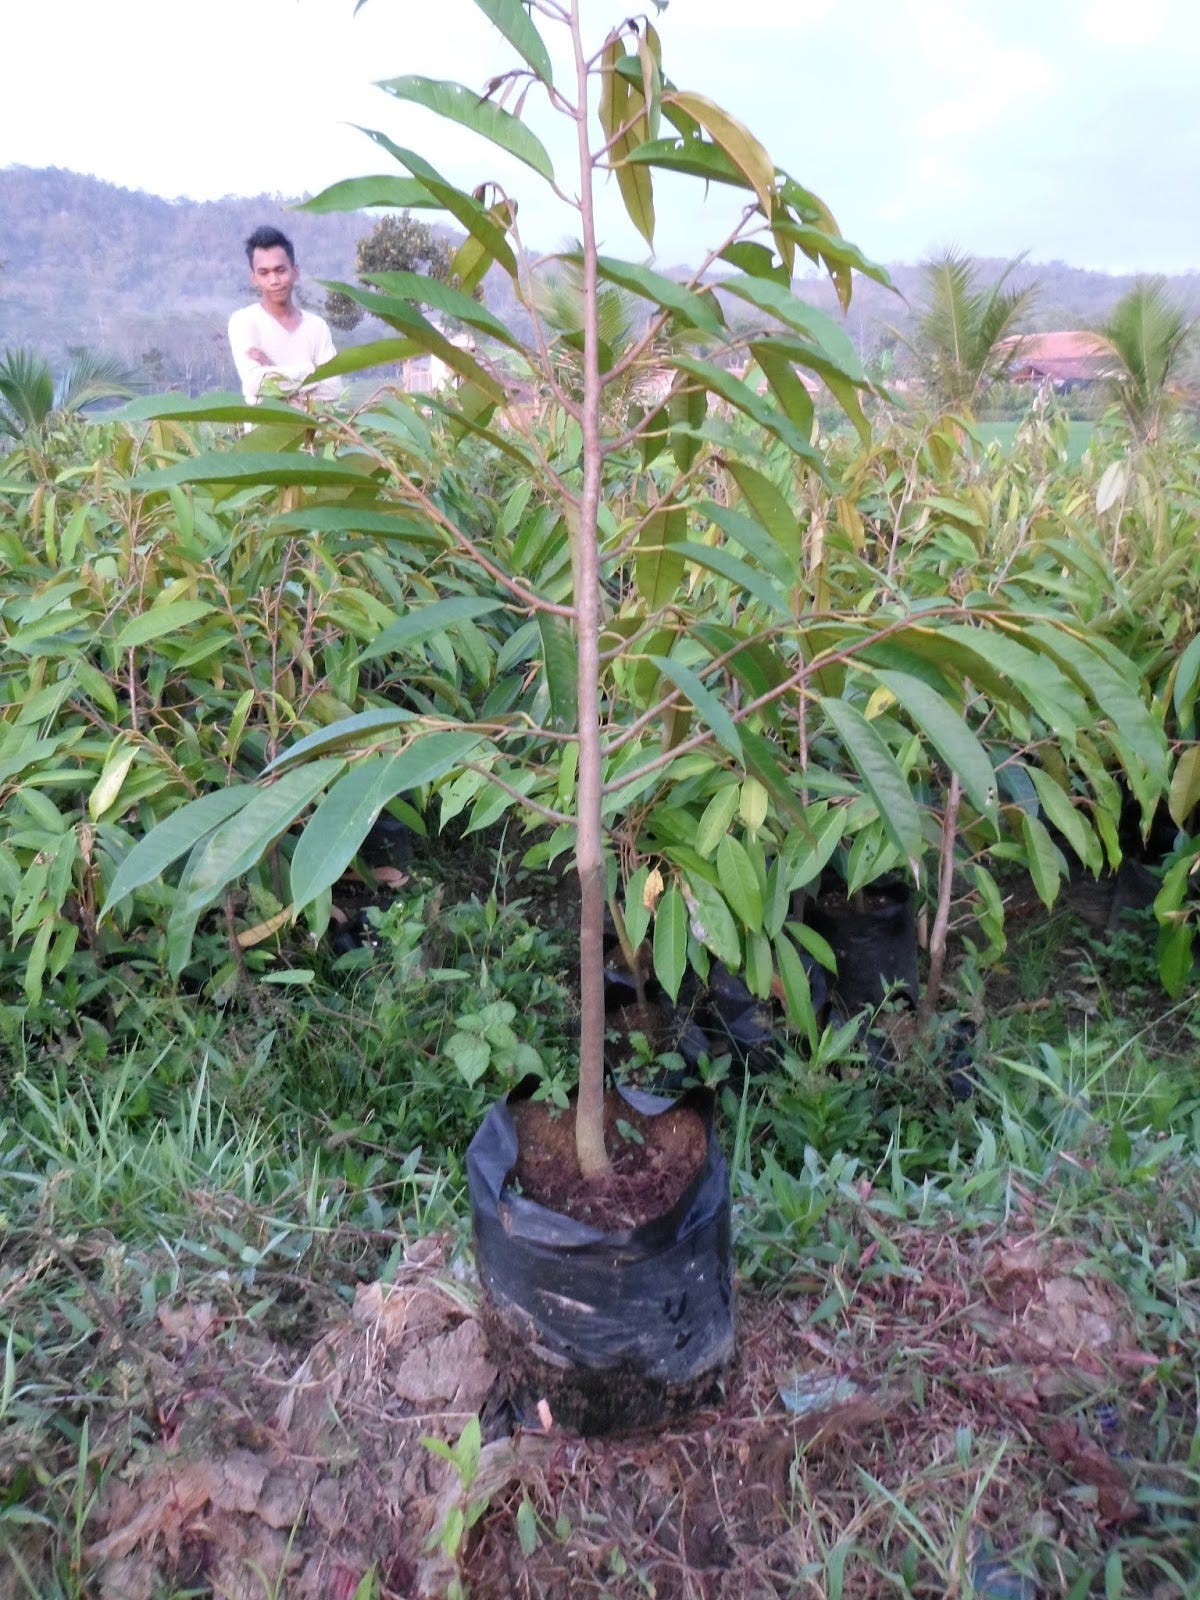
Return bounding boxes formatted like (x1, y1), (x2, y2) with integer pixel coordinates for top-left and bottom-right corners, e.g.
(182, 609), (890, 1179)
(4, 0), (1198, 274)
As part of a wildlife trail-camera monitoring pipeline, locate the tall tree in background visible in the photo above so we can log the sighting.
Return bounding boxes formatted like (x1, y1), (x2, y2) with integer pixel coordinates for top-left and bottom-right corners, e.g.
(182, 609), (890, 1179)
(1101, 277), (1195, 443)
(324, 212), (455, 332)
(0, 347), (136, 441)
(909, 249), (1038, 412)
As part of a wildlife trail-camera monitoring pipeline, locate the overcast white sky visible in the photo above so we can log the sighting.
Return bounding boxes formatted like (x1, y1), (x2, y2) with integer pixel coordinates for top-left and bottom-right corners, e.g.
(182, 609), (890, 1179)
(3, 0), (1197, 273)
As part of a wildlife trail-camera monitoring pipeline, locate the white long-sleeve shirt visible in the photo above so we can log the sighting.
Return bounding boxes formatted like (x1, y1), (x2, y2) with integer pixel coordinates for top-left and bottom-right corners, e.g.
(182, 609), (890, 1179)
(227, 304), (343, 406)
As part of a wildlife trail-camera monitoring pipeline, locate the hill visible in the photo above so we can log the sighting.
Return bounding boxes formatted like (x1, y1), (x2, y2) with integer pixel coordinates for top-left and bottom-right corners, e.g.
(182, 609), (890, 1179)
(3, 167), (1198, 394)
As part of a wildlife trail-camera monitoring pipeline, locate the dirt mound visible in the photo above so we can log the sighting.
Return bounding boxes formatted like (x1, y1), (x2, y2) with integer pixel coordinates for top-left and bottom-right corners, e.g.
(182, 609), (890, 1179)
(84, 1238), (541, 1600)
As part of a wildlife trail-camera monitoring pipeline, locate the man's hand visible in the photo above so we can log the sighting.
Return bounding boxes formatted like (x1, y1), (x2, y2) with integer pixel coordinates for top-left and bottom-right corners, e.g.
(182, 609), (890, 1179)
(247, 347), (272, 366)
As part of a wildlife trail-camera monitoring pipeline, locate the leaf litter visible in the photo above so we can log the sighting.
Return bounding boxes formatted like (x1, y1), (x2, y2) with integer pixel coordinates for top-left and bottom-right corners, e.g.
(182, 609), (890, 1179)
(6, 1196), (1191, 1600)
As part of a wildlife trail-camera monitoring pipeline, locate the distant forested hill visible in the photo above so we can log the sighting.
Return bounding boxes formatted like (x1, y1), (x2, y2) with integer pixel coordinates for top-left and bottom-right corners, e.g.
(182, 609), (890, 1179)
(3, 166), (1198, 395)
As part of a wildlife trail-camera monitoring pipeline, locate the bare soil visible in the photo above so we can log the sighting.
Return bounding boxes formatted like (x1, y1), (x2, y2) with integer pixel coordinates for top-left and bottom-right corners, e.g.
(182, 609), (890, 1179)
(43, 1201), (1191, 1600)
(512, 1091), (708, 1231)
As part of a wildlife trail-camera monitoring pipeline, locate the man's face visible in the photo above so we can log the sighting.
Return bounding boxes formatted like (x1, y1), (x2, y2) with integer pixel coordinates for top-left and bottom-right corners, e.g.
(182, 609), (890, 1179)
(250, 246), (299, 308)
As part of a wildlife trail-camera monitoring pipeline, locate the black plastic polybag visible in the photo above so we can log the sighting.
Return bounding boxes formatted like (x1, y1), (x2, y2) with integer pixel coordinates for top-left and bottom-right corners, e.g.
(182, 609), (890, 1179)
(468, 1082), (735, 1425)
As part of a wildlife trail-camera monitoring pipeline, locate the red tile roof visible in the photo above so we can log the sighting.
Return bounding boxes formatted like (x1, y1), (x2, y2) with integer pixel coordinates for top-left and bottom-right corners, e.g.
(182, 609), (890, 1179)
(999, 330), (1117, 384)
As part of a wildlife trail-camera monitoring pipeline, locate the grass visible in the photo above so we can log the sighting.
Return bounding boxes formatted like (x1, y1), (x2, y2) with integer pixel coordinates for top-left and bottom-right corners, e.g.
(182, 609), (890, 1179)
(1, 877), (1198, 1598)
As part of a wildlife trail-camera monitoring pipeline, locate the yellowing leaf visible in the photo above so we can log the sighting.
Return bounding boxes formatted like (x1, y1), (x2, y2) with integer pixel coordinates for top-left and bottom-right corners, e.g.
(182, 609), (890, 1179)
(663, 91), (775, 213)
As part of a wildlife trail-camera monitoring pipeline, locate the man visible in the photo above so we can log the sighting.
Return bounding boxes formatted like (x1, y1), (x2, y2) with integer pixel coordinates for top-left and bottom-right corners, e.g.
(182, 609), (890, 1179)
(228, 226), (343, 407)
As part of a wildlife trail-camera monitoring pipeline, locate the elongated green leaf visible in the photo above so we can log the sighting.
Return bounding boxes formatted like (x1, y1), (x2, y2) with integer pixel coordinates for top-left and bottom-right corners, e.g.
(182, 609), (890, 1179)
(592, 257), (722, 336)
(358, 598), (506, 665)
(819, 698), (923, 868)
(377, 75), (554, 179)
(135, 453), (378, 491)
(748, 343), (816, 441)
(1025, 622), (1167, 782)
(684, 877), (741, 968)
(538, 613), (578, 732)
(361, 270), (519, 347)
(600, 39), (654, 246)
(112, 602), (216, 651)
(716, 835), (762, 931)
(289, 733), (483, 909)
(870, 669), (997, 820)
(635, 507), (686, 611)
(1172, 632), (1200, 734)
(662, 92), (774, 212)
(719, 278), (864, 377)
(724, 462), (802, 574)
(265, 709), (418, 774)
(99, 786), (254, 918)
(472, 0), (553, 84)
(320, 284), (507, 400)
(671, 357), (821, 466)
(625, 134), (745, 188)
(694, 784), (741, 859)
(648, 656), (742, 761)
(266, 506), (442, 543)
(1027, 766), (1102, 874)
(676, 539), (794, 620)
(774, 931), (817, 1039)
(115, 393), (308, 427)
(653, 885), (687, 1001)
(1021, 811), (1064, 909)
(180, 760), (346, 923)
(1169, 745), (1200, 829)
(357, 129), (518, 278)
(297, 175), (437, 214)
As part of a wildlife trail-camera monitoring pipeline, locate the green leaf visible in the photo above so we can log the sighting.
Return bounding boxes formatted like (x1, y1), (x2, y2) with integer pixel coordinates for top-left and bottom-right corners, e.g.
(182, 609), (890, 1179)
(289, 734), (483, 909)
(358, 598), (506, 664)
(870, 668), (998, 820)
(593, 257), (722, 336)
(297, 175), (437, 214)
(1025, 622), (1167, 784)
(716, 835), (762, 931)
(356, 129), (518, 278)
(377, 76), (554, 180)
(600, 39), (655, 246)
(1021, 811), (1064, 909)
(653, 885), (687, 1002)
(537, 613), (578, 732)
(1169, 745), (1200, 830)
(136, 453), (378, 491)
(649, 655), (742, 761)
(819, 698), (923, 868)
(774, 932), (817, 1041)
(1172, 632), (1200, 735)
(99, 786), (254, 918)
(723, 462), (802, 574)
(359, 269), (518, 347)
(671, 357), (821, 466)
(625, 133), (746, 188)
(112, 601), (216, 650)
(684, 877), (742, 969)
(319, 285), (507, 400)
(179, 760), (347, 923)
(635, 507), (686, 610)
(265, 709), (418, 774)
(694, 784), (741, 859)
(676, 539), (794, 620)
(472, 0), (553, 85)
(718, 277), (865, 377)
(115, 393), (309, 427)
(1027, 767), (1102, 874)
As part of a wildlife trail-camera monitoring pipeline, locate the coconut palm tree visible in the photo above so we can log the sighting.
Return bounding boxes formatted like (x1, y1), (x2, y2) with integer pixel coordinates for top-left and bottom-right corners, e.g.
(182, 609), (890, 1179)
(1100, 278), (1195, 442)
(0, 347), (137, 441)
(907, 249), (1038, 413)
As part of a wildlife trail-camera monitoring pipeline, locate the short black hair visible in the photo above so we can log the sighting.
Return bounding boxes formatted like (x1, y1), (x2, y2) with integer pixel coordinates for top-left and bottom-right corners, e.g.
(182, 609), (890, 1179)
(244, 226), (295, 266)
